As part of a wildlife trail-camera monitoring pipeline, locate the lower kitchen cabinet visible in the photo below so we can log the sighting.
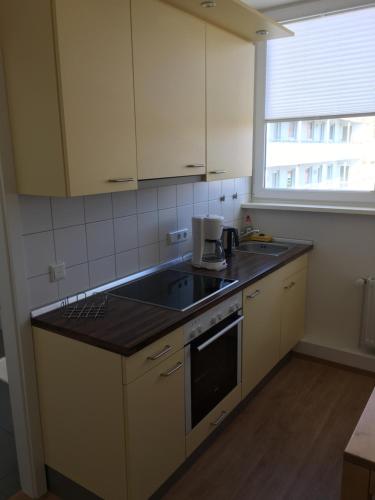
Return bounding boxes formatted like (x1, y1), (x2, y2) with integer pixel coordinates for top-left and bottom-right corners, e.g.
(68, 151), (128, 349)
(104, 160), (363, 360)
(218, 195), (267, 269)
(32, 254), (309, 500)
(242, 255), (308, 398)
(124, 350), (186, 500)
(280, 267), (308, 358)
(33, 328), (127, 500)
(242, 270), (283, 398)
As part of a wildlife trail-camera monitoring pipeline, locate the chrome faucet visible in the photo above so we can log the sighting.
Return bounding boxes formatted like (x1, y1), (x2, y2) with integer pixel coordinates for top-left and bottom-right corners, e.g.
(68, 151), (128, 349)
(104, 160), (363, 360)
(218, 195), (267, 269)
(240, 227), (260, 241)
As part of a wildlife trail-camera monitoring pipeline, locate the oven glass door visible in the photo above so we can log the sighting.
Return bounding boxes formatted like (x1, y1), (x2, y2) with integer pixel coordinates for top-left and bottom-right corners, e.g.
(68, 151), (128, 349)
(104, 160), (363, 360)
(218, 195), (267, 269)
(190, 313), (242, 429)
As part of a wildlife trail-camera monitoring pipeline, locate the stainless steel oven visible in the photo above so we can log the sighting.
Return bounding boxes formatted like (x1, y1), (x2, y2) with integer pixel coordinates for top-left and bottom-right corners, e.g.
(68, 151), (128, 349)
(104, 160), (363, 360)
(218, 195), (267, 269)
(184, 293), (243, 433)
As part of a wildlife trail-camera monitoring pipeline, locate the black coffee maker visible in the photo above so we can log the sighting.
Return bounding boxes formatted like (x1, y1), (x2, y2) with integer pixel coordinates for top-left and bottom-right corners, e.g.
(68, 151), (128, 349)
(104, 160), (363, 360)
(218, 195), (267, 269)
(222, 226), (239, 257)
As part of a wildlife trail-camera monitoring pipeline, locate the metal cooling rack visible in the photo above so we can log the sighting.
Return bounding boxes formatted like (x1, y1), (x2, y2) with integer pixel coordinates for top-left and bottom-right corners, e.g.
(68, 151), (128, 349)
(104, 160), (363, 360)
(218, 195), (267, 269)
(61, 294), (108, 320)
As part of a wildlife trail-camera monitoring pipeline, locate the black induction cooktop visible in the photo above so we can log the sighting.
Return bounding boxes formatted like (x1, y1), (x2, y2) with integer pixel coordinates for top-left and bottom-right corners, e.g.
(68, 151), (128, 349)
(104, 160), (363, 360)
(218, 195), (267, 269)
(108, 269), (237, 311)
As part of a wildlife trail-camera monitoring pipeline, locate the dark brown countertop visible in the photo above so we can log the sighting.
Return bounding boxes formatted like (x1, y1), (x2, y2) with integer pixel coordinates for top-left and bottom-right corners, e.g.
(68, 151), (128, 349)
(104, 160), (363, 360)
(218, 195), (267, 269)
(31, 243), (313, 356)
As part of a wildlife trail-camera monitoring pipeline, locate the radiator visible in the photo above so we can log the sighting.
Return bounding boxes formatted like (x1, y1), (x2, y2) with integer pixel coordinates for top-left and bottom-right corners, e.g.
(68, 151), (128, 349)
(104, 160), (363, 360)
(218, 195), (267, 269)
(359, 277), (375, 349)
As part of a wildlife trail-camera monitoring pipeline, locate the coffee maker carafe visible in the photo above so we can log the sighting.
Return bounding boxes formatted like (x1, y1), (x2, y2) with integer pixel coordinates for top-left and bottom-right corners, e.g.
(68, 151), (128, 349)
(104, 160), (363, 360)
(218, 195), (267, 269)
(192, 215), (227, 271)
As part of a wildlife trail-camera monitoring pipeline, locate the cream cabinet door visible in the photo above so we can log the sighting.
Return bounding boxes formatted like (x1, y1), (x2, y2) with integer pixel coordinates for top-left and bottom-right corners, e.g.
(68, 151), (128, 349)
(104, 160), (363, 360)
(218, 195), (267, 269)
(53, 0), (137, 196)
(242, 271), (282, 398)
(280, 268), (307, 358)
(132, 0), (206, 180)
(125, 350), (186, 500)
(206, 24), (254, 182)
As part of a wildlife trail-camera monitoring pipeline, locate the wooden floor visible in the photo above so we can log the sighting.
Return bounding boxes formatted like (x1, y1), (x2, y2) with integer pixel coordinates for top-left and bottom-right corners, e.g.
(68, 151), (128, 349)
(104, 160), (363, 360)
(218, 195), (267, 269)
(10, 356), (375, 500)
(163, 356), (375, 500)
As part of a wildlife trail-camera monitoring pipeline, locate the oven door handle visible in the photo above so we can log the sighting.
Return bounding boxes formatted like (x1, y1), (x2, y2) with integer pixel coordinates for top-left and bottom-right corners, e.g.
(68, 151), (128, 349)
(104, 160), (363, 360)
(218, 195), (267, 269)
(196, 315), (244, 352)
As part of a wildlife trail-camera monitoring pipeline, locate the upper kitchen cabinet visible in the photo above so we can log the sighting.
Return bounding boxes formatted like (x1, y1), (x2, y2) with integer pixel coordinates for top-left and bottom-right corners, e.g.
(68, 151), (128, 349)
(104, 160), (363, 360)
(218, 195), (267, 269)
(132, 0), (206, 180)
(0, 0), (137, 197)
(206, 24), (254, 181)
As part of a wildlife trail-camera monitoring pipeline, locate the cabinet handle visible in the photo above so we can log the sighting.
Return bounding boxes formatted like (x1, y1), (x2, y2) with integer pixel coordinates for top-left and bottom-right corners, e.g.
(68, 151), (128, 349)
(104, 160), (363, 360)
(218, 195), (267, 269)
(107, 178), (135, 183)
(147, 345), (172, 361)
(185, 164), (205, 168)
(247, 289), (261, 299)
(284, 281), (296, 290)
(232, 193), (238, 200)
(160, 361), (183, 377)
(211, 411), (227, 426)
(209, 170), (227, 175)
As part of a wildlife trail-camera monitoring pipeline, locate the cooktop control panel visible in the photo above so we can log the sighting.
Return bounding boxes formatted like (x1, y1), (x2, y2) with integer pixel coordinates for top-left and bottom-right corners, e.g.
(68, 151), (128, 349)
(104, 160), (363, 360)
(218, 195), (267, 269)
(183, 292), (242, 345)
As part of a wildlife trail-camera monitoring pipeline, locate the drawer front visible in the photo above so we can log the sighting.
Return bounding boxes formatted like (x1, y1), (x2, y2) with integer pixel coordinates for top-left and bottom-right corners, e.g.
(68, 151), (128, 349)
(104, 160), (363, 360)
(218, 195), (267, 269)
(186, 385), (241, 456)
(123, 328), (183, 384)
(125, 350), (186, 500)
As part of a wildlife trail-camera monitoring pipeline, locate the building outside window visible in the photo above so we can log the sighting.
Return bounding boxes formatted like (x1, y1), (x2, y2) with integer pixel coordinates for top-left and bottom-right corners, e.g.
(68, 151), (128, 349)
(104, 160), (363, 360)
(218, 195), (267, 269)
(327, 164), (334, 180)
(271, 170), (280, 188)
(287, 169), (296, 187)
(254, 6), (375, 204)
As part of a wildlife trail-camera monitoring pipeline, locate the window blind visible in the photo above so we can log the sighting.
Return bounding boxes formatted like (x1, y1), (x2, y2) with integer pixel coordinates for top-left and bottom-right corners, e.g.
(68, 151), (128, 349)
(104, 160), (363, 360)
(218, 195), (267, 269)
(265, 7), (375, 121)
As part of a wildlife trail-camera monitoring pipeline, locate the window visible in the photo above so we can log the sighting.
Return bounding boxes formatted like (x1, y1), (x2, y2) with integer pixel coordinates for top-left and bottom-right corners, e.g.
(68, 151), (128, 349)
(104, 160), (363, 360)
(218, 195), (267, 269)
(254, 6), (375, 204)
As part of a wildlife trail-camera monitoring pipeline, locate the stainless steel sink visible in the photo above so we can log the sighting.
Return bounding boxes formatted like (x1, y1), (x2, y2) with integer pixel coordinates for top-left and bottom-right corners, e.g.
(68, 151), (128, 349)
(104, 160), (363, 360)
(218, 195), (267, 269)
(237, 241), (292, 256)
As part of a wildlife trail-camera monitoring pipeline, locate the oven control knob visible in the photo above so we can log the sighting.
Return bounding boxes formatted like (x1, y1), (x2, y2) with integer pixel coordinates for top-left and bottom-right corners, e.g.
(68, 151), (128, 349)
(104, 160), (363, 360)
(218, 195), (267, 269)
(217, 314), (222, 321)
(229, 306), (235, 313)
(197, 325), (202, 334)
(210, 317), (217, 326)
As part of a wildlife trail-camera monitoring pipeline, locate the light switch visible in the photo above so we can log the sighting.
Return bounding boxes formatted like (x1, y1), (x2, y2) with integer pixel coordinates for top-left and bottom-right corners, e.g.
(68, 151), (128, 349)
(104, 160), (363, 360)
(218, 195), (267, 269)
(49, 263), (66, 282)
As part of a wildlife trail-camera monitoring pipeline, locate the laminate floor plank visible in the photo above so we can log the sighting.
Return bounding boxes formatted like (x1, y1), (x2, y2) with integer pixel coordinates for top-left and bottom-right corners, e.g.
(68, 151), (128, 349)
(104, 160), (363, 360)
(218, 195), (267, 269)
(163, 356), (375, 500)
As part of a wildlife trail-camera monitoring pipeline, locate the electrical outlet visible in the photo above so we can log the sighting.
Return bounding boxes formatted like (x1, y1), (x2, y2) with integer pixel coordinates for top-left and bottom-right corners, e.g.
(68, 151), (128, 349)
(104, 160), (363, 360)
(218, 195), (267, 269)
(167, 228), (189, 245)
(49, 262), (66, 282)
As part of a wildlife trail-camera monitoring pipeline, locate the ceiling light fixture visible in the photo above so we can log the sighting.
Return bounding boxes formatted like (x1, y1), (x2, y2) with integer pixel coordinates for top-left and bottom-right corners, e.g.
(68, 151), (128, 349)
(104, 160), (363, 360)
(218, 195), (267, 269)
(200, 1), (217, 7)
(256, 29), (269, 36)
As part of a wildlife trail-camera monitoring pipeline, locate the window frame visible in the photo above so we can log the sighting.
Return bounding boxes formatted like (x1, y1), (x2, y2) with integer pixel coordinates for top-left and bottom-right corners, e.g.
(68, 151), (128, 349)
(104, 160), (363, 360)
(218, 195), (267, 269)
(252, 30), (375, 206)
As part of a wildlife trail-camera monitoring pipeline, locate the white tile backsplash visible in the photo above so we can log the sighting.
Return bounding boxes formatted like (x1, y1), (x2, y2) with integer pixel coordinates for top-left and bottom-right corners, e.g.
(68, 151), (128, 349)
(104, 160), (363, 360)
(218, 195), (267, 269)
(222, 197), (234, 223)
(222, 178), (236, 197)
(23, 177), (250, 308)
(20, 196), (52, 234)
(86, 220), (115, 261)
(138, 211), (159, 247)
(159, 240), (179, 264)
(158, 208), (177, 242)
(51, 196), (84, 229)
(235, 177), (251, 196)
(54, 225), (87, 267)
(137, 188), (158, 213)
(193, 182), (209, 204)
(116, 248), (139, 278)
(158, 185), (177, 210)
(58, 263), (90, 298)
(24, 231), (55, 278)
(28, 274), (59, 310)
(84, 194), (113, 223)
(177, 204), (194, 233)
(112, 190), (137, 218)
(208, 199), (222, 217)
(208, 180), (221, 201)
(114, 215), (138, 253)
(89, 255), (116, 288)
(177, 183), (194, 207)
(139, 243), (159, 270)
(194, 202), (209, 217)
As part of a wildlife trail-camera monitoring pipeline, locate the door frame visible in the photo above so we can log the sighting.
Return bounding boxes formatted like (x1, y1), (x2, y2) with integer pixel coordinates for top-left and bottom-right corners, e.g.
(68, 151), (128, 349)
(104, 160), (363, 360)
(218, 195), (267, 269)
(0, 56), (47, 498)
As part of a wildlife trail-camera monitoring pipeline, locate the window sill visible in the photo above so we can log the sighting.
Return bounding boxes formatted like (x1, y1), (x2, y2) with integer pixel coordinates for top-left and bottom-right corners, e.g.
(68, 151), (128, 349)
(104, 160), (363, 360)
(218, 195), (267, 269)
(241, 202), (375, 216)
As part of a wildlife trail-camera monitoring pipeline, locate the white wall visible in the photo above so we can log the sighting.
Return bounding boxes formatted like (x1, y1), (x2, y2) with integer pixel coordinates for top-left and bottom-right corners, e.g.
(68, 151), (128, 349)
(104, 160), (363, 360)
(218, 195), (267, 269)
(248, 208), (375, 352)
